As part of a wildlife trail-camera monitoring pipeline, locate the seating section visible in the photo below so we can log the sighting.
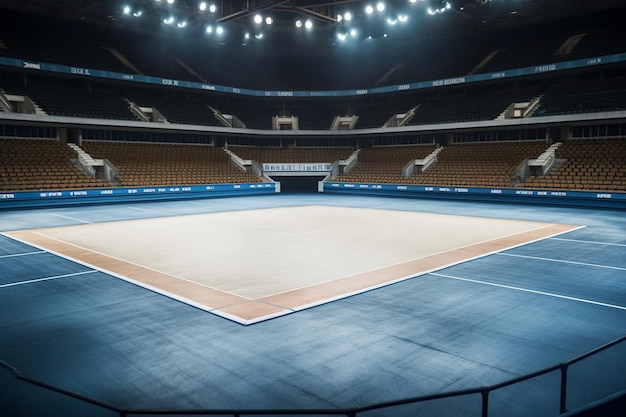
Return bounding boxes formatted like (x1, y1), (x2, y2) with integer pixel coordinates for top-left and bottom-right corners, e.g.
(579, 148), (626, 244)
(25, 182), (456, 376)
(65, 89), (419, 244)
(408, 92), (535, 125)
(354, 102), (416, 129)
(212, 103), (278, 130)
(0, 78), (28, 96)
(0, 138), (112, 191)
(332, 145), (439, 184)
(117, 44), (201, 82)
(478, 16), (626, 74)
(521, 138), (626, 192)
(229, 146), (355, 164)
(0, 29), (129, 74)
(533, 79), (626, 117)
(128, 94), (224, 126)
(292, 103), (349, 130)
(3, 72), (626, 129)
(412, 141), (548, 188)
(3, 139), (624, 193)
(561, 25), (626, 61)
(480, 33), (569, 73)
(25, 84), (136, 120)
(83, 141), (265, 187)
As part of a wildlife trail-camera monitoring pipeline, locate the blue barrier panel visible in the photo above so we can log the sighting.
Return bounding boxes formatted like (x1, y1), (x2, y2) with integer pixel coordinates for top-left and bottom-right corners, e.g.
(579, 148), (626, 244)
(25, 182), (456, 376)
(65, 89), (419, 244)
(322, 182), (626, 209)
(0, 183), (276, 210)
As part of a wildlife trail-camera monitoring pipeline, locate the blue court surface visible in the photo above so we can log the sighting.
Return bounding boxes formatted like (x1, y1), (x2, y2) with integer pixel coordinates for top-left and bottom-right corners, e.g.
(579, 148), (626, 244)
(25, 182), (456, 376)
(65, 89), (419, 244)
(1, 194), (625, 416)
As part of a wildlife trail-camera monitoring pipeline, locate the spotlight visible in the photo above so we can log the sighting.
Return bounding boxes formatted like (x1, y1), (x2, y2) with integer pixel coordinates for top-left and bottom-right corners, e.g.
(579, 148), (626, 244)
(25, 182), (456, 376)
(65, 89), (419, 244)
(305, 19), (313, 29)
(206, 25), (213, 33)
(365, 5), (373, 14)
(244, 32), (250, 39)
(398, 14), (408, 23)
(254, 14), (262, 24)
(255, 33), (263, 39)
(387, 17), (397, 25)
(209, 4), (216, 13)
(177, 20), (187, 28)
(163, 16), (174, 24)
(216, 26), (223, 35)
(337, 32), (347, 41)
(350, 28), (357, 37)
(123, 5), (131, 15)
(343, 11), (352, 21)
(166, 0), (174, 4)
(336, 14), (343, 22)
(265, 16), (273, 25)
(427, 1), (451, 14)
(133, 10), (142, 17)
(199, 1), (207, 11)
(376, 1), (385, 12)
(295, 19), (302, 28)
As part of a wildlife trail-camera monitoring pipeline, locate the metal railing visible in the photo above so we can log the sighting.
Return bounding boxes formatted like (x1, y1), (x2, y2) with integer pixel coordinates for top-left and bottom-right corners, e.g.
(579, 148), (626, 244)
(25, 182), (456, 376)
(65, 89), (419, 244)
(1, 335), (625, 417)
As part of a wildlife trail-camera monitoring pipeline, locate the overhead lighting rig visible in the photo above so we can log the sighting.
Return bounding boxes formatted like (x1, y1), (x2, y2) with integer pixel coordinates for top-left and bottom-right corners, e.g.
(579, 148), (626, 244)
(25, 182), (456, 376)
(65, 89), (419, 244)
(117, 1), (501, 45)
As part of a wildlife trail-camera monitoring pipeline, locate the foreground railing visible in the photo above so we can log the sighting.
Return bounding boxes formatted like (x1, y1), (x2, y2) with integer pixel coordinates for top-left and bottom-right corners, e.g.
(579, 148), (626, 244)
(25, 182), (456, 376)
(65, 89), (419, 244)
(1, 335), (625, 417)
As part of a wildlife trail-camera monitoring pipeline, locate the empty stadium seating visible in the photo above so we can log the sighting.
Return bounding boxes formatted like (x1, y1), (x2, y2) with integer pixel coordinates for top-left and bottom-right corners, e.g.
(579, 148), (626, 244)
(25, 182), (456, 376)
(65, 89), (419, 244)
(412, 141), (548, 188)
(127, 93), (224, 126)
(291, 103), (349, 130)
(82, 141), (265, 187)
(408, 91), (537, 125)
(520, 138), (626, 192)
(2, 137), (625, 194)
(0, 25), (130, 74)
(22, 84), (136, 120)
(354, 101), (416, 129)
(533, 79), (626, 117)
(0, 138), (113, 191)
(212, 102), (278, 130)
(332, 145), (439, 184)
(1, 7), (625, 196)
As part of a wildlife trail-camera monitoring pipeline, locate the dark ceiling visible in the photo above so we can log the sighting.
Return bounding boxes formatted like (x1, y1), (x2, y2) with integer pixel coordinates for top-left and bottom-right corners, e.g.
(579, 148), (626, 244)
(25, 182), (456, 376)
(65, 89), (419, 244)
(1, 0), (625, 50)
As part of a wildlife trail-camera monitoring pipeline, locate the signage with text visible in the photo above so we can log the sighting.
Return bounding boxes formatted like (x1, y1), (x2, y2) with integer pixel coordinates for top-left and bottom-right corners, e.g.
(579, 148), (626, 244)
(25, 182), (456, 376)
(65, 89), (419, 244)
(1, 52), (623, 98)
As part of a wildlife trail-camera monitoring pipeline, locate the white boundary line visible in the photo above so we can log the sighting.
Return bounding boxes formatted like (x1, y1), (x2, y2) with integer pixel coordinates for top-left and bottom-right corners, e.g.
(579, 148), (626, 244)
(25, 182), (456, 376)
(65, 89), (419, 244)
(127, 206), (178, 217)
(430, 272), (626, 311)
(49, 213), (93, 224)
(28, 231), (249, 298)
(1, 231), (252, 324)
(497, 253), (626, 271)
(548, 237), (626, 247)
(0, 270), (98, 289)
(258, 223), (586, 299)
(1, 216), (588, 325)
(0, 251), (45, 259)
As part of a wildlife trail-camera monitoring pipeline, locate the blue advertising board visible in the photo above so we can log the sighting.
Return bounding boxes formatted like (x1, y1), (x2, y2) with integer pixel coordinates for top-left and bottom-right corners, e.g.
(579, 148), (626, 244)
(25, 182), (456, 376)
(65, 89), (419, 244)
(0, 182), (276, 209)
(322, 182), (626, 209)
(2, 53), (624, 98)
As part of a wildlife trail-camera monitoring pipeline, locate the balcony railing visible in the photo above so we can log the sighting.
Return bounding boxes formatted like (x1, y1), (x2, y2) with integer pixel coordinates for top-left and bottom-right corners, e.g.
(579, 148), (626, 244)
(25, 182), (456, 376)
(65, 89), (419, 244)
(1, 335), (625, 416)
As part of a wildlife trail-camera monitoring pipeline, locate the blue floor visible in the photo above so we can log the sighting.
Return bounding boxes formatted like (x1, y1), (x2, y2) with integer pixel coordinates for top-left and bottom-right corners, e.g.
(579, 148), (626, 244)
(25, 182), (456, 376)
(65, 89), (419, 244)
(1, 194), (625, 416)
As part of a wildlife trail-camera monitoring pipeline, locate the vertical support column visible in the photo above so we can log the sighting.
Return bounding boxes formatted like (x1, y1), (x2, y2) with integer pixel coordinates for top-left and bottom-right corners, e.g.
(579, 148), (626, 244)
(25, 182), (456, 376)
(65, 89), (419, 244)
(58, 127), (67, 144)
(481, 388), (490, 417)
(560, 363), (569, 414)
(561, 126), (571, 142)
